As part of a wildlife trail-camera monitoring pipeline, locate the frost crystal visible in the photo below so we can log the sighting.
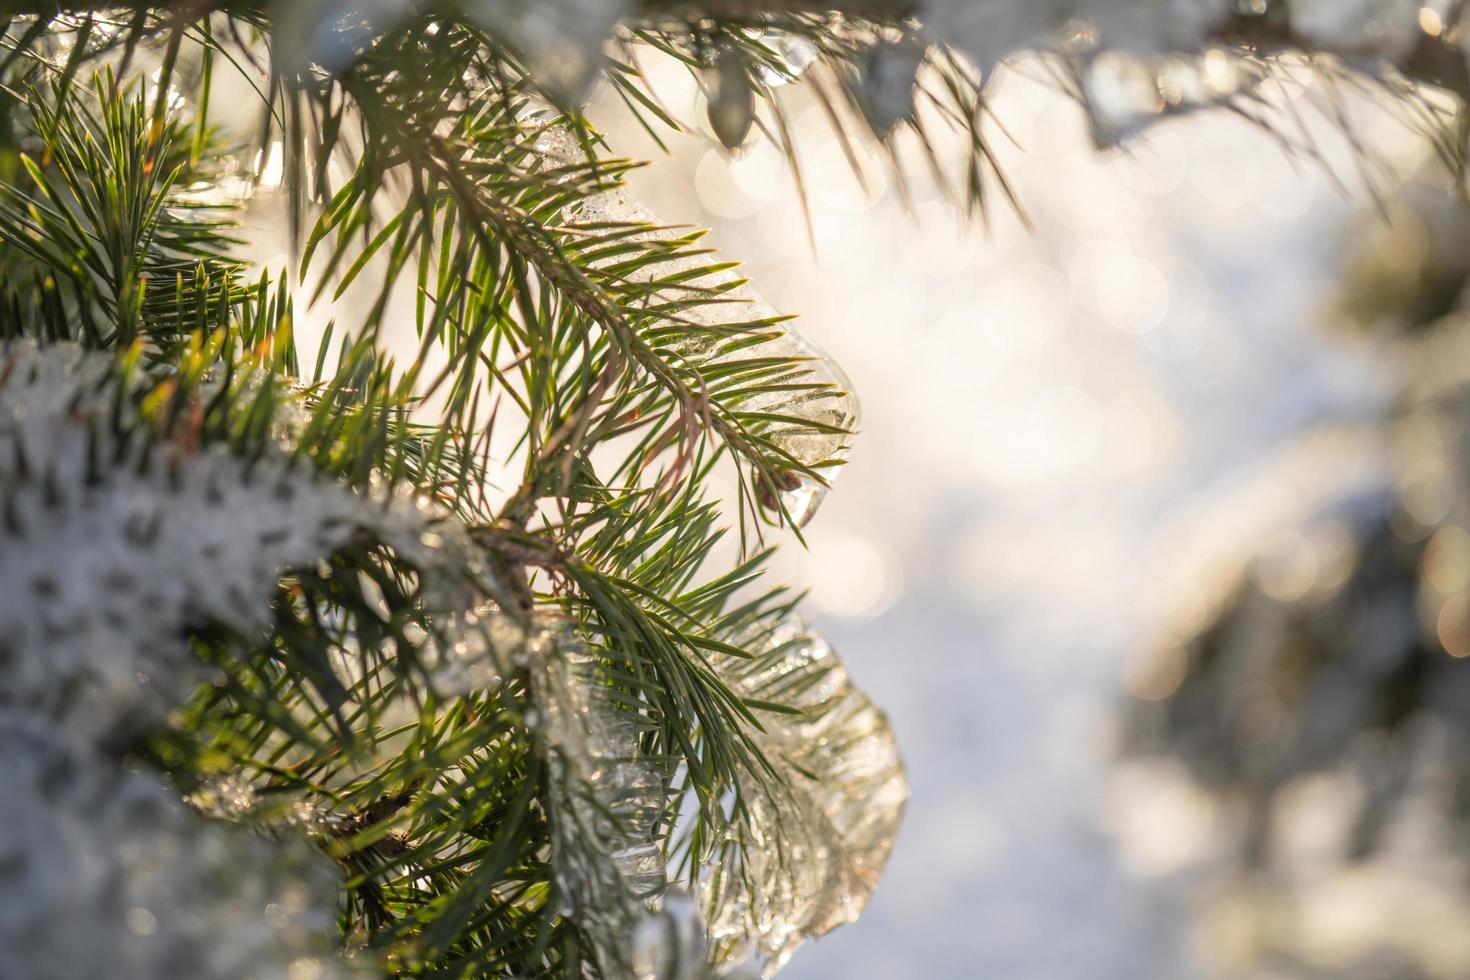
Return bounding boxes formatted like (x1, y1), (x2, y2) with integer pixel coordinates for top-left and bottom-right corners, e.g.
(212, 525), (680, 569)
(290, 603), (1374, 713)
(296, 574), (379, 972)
(705, 617), (907, 975)
(0, 340), (496, 979)
(706, 48), (757, 151)
(0, 719), (357, 980)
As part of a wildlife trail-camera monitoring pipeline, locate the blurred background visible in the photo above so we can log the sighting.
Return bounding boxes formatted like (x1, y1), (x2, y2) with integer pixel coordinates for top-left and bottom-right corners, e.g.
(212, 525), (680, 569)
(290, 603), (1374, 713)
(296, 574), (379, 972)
(216, 35), (1470, 977)
(590, 51), (1470, 980)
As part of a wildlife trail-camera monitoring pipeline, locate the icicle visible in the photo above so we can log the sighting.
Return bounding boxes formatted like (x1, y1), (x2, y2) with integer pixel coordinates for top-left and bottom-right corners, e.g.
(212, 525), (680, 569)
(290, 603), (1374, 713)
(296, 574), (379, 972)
(857, 38), (925, 139)
(706, 48), (756, 152)
(752, 30), (819, 88)
(703, 616), (907, 975)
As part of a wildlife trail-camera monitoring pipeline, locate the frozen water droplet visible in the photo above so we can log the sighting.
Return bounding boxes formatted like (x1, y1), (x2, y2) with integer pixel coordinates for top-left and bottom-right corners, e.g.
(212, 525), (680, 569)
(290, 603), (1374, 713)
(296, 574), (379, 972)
(706, 51), (756, 151)
(858, 39), (924, 139)
(629, 888), (713, 980)
(756, 334), (860, 528)
(752, 30), (819, 88)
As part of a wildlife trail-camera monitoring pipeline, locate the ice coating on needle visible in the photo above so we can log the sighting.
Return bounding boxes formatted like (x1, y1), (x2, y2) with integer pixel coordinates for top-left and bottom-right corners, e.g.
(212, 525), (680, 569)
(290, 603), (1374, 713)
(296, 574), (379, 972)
(704, 616), (908, 976)
(535, 123), (860, 527)
(523, 626), (672, 973)
(752, 30), (820, 89)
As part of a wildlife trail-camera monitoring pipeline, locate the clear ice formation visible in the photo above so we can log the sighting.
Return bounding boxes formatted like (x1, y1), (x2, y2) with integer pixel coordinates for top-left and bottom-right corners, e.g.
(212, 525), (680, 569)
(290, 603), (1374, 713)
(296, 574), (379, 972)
(534, 122), (901, 977)
(917, 0), (1443, 146)
(752, 30), (820, 89)
(704, 615), (908, 976)
(632, 889), (760, 980)
(523, 627), (672, 974)
(535, 122), (861, 528)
